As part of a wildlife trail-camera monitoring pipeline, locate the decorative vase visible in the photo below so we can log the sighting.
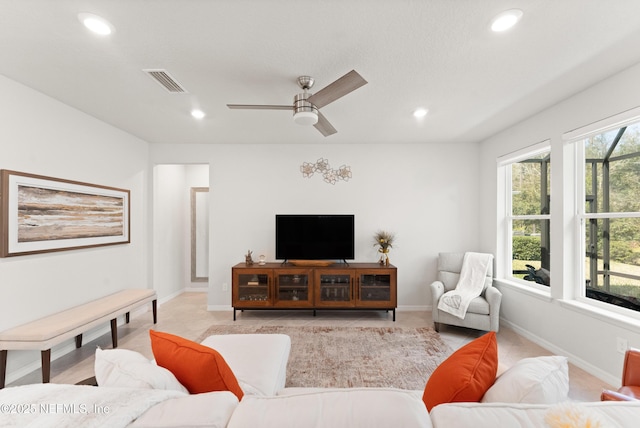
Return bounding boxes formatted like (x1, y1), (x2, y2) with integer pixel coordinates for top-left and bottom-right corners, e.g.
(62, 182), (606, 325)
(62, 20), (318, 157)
(379, 248), (390, 266)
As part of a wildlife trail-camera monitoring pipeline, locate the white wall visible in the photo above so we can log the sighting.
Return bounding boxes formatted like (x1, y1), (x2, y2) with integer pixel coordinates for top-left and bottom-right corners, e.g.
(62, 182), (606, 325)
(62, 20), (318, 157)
(478, 61), (640, 385)
(152, 164), (209, 298)
(0, 76), (150, 383)
(153, 165), (188, 299)
(150, 142), (482, 310)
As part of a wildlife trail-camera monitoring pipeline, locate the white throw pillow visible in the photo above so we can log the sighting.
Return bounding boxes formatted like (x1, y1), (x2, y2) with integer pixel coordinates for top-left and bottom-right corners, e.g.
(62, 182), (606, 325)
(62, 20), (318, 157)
(481, 355), (569, 404)
(95, 347), (188, 393)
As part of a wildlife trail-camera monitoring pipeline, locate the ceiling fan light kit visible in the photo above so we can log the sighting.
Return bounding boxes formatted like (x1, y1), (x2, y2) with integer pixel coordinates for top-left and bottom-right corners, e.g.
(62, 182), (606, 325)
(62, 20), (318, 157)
(293, 111), (318, 126)
(293, 92), (318, 125)
(227, 70), (367, 137)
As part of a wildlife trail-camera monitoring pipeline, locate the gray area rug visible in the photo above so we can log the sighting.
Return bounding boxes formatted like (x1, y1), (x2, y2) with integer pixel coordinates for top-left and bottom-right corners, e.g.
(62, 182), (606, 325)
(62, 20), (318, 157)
(197, 325), (453, 390)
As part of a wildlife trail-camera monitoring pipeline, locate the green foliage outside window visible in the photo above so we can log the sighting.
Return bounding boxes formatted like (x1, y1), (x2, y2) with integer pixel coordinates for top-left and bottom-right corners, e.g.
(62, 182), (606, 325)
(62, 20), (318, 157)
(512, 236), (541, 261)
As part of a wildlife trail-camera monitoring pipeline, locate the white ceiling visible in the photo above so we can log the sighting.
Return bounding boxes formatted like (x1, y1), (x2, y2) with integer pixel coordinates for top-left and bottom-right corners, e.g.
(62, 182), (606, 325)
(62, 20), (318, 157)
(2, 0), (640, 145)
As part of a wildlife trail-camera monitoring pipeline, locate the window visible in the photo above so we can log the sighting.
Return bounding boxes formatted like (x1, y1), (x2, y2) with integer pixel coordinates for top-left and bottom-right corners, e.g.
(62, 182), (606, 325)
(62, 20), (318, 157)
(498, 142), (551, 287)
(579, 121), (640, 313)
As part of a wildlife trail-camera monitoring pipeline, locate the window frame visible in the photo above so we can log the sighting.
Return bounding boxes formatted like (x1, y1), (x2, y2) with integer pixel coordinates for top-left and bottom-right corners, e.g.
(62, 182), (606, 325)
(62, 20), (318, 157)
(565, 109), (640, 319)
(497, 140), (552, 292)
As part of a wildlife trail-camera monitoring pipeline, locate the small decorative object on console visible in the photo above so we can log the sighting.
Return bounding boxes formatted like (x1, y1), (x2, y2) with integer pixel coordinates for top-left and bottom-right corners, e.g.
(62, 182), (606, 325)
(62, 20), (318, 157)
(258, 254), (266, 265)
(373, 230), (395, 266)
(245, 250), (253, 266)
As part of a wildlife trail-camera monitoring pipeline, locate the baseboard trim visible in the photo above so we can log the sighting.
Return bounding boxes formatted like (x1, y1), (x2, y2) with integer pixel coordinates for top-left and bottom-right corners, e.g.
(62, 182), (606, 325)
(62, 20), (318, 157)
(500, 318), (618, 387)
(397, 305), (429, 311)
(184, 286), (208, 293)
(158, 288), (184, 305)
(208, 304), (233, 311)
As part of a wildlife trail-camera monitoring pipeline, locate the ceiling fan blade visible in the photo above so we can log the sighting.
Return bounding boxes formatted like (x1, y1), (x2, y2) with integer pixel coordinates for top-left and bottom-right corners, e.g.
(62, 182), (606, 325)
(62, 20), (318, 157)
(227, 104), (292, 110)
(307, 70), (367, 109)
(314, 111), (337, 137)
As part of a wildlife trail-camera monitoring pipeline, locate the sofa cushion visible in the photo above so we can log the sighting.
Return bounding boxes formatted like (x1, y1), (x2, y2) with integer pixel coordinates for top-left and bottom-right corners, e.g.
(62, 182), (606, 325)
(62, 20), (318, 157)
(149, 330), (243, 399)
(227, 388), (431, 428)
(200, 334), (291, 397)
(481, 356), (569, 404)
(129, 391), (239, 428)
(94, 347), (187, 393)
(422, 331), (497, 411)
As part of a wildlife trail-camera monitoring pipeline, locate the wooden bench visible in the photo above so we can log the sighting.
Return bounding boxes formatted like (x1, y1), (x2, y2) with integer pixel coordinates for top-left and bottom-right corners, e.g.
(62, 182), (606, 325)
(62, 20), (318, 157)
(0, 289), (157, 389)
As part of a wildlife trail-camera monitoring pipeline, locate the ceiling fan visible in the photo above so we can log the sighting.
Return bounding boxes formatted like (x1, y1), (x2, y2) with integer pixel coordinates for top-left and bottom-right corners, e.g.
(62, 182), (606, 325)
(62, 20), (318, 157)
(227, 70), (367, 137)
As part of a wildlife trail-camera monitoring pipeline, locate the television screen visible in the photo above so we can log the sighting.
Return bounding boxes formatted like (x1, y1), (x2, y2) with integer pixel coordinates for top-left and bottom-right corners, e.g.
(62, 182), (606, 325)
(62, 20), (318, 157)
(275, 214), (355, 261)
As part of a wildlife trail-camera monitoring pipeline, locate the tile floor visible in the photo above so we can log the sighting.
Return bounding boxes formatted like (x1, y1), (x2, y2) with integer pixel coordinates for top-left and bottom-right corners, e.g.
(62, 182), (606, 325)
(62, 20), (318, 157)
(8, 292), (613, 401)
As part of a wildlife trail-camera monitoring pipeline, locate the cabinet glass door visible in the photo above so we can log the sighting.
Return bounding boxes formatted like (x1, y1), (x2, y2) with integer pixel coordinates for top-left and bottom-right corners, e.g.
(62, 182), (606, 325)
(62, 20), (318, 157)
(236, 272), (270, 306)
(356, 269), (396, 307)
(315, 271), (353, 307)
(274, 270), (313, 307)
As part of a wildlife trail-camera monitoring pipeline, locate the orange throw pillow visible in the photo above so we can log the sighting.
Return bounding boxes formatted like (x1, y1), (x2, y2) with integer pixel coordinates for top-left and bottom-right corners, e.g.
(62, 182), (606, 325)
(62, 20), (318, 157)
(422, 331), (498, 411)
(149, 330), (244, 399)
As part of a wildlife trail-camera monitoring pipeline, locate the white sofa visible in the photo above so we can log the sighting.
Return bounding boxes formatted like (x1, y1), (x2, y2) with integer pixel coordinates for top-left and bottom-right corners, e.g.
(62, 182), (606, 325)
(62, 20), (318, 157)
(430, 401), (640, 427)
(2, 333), (640, 428)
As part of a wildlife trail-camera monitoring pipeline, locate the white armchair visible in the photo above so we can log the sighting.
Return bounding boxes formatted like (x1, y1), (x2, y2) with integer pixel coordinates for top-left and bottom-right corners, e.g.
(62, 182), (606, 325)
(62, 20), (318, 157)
(430, 252), (502, 332)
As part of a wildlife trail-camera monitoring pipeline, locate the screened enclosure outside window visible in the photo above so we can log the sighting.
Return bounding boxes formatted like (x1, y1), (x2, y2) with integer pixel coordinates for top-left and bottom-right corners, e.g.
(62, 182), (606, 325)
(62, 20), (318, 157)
(502, 146), (551, 287)
(581, 122), (640, 312)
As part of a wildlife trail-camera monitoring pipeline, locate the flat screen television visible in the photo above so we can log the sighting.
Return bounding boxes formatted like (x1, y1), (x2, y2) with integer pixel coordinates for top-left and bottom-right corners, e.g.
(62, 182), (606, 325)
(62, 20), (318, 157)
(275, 214), (355, 262)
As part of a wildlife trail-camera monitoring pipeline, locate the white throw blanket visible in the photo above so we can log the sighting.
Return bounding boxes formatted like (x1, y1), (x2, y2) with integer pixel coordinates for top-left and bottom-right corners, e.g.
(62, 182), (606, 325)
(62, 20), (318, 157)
(437, 252), (492, 319)
(0, 383), (185, 427)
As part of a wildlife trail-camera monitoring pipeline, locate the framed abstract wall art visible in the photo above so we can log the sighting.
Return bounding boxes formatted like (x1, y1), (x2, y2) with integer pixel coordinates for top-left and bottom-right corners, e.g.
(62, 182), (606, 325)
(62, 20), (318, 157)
(0, 170), (130, 257)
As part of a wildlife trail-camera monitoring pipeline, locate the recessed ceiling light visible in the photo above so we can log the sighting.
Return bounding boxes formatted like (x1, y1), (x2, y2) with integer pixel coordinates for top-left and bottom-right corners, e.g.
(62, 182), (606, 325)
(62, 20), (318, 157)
(413, 108), (428, 119)
(78, 13), (114, 36)
(490, 9), (523, 32)
(191, 109), (206, 119)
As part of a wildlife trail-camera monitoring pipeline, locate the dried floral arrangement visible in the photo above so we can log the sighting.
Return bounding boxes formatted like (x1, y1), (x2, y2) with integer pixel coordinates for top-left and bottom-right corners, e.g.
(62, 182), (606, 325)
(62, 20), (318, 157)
(373, 230), (395, 265)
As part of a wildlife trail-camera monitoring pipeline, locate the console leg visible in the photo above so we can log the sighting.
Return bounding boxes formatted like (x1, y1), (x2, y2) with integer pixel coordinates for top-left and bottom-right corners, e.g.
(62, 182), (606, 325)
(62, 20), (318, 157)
(152, 299), (157, 324)
(126, 312), (130, 323)
(75, 334), (83, 348)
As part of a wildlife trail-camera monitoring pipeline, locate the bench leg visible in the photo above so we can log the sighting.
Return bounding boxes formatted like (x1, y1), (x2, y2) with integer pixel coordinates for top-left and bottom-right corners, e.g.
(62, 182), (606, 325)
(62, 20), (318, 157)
(152, 299), (157, 324)
(41, 349), (51, 383)
(0, 350), (7, 389)
(110, 318), (118, 348)
(75, 334), (83, 348)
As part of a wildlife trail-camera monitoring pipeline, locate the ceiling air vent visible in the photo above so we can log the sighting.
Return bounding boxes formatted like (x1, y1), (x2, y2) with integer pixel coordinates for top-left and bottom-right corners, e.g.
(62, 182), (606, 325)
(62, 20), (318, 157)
(143, 69), (187, 93)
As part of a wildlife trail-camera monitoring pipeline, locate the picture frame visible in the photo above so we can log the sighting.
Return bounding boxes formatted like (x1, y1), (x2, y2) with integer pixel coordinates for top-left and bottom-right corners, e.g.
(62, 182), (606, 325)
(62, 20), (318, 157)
(0, 169), (130, 257)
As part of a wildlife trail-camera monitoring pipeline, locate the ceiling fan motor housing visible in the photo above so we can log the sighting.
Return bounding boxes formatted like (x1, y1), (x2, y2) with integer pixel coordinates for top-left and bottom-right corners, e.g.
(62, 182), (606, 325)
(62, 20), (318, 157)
(293, 92), (318, 125)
